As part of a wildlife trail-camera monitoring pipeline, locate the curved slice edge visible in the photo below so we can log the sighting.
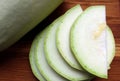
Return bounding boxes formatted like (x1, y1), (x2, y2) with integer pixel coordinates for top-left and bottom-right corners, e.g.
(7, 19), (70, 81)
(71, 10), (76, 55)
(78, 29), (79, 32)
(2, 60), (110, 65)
(44, 15), (93, 80)
(70, 6), (108, 78)
(56, 4), (84, 70)
(29, 36), (46, 81)
(35, 17), (68, 81)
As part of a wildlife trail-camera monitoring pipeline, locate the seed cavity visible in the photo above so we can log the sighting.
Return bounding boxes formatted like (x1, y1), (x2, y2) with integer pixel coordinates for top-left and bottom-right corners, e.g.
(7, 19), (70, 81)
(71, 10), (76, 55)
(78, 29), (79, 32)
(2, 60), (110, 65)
(93, 23), (106, 39)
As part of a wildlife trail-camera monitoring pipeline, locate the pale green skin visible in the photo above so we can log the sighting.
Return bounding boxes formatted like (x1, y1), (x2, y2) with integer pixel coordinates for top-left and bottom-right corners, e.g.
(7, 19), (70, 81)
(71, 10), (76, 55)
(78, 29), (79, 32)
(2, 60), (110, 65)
(44, 11), (93, 81)
(70, 6), (115, 79)
(29, 35), (46, 81)
(0, 0), (63, 51)
(56, 4), (84, 70)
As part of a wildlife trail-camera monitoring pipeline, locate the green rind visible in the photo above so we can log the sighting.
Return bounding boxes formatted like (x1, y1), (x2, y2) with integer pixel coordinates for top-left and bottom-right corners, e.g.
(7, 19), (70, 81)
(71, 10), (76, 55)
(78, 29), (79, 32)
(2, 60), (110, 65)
(35, 17), (68, 81)
(56, 4), (84, 70)
(71, 26), (115, 79)
(44, 14), (93, 80)
(29, 35), (46, 81)
(70, 6), (108, 79)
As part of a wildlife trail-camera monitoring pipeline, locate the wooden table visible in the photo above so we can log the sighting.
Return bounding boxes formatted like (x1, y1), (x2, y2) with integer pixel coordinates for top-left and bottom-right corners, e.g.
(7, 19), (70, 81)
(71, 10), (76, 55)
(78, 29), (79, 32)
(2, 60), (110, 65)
(0, 0), (120, 81)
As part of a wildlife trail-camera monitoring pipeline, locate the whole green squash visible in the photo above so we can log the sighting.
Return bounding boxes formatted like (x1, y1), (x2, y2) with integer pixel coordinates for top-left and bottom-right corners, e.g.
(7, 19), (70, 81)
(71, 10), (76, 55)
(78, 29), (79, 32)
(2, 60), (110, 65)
(0, 0), (63, 51)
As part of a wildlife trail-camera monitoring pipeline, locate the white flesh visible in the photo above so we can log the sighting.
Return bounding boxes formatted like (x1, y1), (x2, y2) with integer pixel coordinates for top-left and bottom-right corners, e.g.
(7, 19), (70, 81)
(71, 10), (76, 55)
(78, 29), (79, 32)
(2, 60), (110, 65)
(70, 6), (107, 78)
(44, 15), (93, 81)
(107, 26), (115, 67)
(35, 18), (68, 81)
(29, 37), (46, 81)
(56, 5), (84, 70)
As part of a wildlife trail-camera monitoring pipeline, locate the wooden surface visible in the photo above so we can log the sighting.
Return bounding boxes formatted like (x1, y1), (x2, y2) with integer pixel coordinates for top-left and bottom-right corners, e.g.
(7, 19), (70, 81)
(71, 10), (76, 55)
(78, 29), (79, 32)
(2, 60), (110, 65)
(0, 0), (120, 81)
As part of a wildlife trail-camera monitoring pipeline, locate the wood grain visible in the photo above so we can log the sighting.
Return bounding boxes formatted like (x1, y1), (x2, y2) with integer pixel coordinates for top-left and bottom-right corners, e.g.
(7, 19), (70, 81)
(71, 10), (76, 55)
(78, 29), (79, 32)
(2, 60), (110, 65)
(0, 0), (120, 81)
